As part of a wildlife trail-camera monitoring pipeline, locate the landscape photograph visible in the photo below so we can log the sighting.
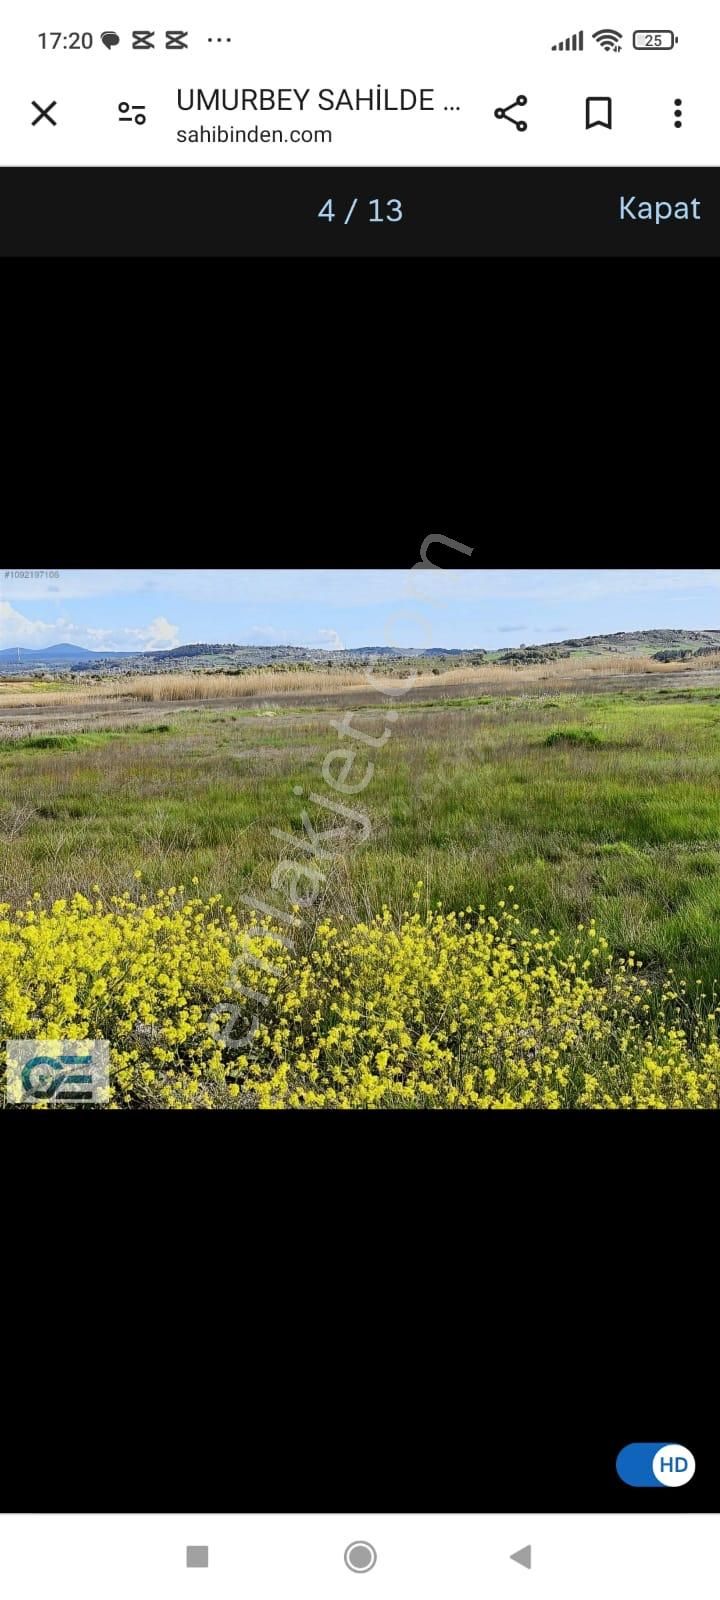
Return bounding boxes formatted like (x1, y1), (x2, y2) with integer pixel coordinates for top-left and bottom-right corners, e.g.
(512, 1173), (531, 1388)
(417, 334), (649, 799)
(2, 564), (720, 1110)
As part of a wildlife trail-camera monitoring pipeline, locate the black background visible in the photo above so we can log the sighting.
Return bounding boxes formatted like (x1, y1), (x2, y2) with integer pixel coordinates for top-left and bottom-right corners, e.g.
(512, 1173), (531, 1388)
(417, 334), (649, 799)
(7, 1110), (715, 1509)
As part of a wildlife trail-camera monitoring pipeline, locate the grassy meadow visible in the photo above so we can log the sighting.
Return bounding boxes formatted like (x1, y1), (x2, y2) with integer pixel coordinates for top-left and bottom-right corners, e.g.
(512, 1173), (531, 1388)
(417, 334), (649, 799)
(2, 664), (720, 1107)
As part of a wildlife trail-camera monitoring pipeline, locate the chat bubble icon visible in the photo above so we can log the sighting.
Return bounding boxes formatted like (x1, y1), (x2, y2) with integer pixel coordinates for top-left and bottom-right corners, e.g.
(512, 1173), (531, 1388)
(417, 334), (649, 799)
(101, 30), (121, 48)
(586, 95), (612, 129)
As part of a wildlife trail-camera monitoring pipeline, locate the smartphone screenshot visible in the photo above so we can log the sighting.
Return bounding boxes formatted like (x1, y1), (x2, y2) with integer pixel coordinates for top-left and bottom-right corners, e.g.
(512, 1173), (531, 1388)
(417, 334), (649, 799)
(1, 558), (714, 1599)
(0, 5), (717, 251)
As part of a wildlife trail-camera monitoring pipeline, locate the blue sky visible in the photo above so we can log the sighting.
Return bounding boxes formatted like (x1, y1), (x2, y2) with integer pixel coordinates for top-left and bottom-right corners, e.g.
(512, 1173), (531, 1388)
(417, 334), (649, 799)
(1, 569), (719, 652)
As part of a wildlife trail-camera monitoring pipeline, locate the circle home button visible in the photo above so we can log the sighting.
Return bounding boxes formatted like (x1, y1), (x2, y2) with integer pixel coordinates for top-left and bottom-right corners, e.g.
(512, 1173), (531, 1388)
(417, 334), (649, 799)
(344, 1543), (378, 1573)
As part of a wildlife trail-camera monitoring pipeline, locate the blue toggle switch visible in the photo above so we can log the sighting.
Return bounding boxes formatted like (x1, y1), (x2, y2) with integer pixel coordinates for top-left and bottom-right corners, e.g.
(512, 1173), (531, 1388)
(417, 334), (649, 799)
(616, 1443), (696, 1487)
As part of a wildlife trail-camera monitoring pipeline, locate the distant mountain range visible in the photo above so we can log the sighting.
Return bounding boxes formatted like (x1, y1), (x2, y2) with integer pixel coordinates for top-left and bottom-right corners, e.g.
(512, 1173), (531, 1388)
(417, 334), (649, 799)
(0, 643), (139, 663)
(1, 630), (719, 673)
(0, 641), (484, 663)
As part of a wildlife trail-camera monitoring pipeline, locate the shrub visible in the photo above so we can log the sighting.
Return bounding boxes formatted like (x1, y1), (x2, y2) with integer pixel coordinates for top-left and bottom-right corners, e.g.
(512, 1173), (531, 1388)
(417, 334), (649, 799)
(2, 734), (81, 751)
(544, 727), (603, 747)
(1, 889), (718, 1110)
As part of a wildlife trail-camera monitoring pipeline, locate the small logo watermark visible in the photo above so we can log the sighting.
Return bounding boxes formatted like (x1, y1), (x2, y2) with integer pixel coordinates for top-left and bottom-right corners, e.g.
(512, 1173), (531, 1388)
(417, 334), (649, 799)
(5, 1040), (110, 1105)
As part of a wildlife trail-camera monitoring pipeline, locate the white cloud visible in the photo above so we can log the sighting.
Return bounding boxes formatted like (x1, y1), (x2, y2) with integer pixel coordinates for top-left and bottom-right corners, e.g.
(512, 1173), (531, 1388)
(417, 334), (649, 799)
(0, 601), (57, 646)
(0, 601), (179, 653)
(132, 616), (181, 650)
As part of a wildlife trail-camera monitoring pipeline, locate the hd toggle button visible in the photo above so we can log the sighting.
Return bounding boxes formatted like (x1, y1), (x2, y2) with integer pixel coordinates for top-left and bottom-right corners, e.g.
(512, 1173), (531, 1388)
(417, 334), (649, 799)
(616, 1443), (696, 1487)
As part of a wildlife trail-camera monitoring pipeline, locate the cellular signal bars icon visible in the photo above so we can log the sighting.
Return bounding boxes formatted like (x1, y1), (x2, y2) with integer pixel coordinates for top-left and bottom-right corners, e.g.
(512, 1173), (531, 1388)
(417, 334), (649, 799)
(552, 29), (584, 49)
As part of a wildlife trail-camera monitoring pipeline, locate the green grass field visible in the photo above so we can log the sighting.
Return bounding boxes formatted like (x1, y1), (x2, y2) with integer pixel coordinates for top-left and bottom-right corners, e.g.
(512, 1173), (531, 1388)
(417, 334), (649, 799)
(2, 681), (720, 995)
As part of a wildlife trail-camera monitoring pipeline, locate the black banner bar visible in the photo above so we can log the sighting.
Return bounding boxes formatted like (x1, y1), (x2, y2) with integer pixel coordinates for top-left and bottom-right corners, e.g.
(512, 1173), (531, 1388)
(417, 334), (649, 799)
(1, 166), (718, 255)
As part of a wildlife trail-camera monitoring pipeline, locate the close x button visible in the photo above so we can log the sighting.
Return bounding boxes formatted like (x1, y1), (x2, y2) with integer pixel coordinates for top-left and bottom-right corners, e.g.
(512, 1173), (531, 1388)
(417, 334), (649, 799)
(31, 100), (57, 126)
(616, 1443), (696, 1487)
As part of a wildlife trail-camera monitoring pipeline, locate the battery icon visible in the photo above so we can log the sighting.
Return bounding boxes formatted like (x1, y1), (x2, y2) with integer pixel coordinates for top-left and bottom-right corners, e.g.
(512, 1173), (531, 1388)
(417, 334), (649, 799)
(633, 30), (678, 47)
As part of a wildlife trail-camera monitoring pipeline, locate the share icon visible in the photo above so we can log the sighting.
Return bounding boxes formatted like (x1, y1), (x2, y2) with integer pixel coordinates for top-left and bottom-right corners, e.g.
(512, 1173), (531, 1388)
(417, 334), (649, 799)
(494, 95), (528, 131)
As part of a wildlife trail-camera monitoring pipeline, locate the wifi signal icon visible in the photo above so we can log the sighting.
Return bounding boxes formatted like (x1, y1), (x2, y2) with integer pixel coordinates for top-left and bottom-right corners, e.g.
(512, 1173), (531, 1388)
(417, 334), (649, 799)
(593, 27), (623, 50)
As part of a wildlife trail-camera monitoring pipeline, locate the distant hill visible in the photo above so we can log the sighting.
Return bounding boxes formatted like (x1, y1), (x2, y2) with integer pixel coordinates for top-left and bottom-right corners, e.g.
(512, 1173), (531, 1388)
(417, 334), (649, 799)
(557, 629), (720, 654)
(0, 643), (133, 662)
(42, 642), (110, 658)
(489, 630), (720, 668)
(0, 643), (96, 661)
(155, 643), (411, 659)
(1, 630), (719, 677)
